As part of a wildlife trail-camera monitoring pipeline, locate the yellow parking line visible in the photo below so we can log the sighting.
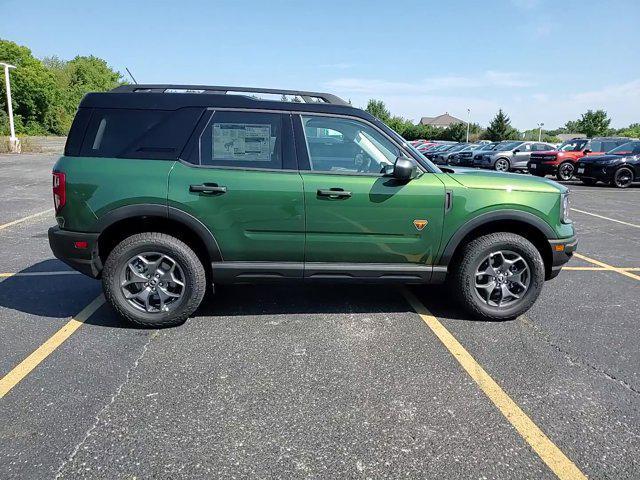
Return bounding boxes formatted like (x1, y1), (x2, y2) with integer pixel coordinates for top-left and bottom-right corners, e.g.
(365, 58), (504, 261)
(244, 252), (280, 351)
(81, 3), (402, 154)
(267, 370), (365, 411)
(562, 266), (640, 271)
(573, 253), (640, 282)
(571, 208), (640, 229)
(0, 208), (53, 231)
(403, 289), (587, 480)
(0, 271), (82, 278)
(0, 294), (105, 399)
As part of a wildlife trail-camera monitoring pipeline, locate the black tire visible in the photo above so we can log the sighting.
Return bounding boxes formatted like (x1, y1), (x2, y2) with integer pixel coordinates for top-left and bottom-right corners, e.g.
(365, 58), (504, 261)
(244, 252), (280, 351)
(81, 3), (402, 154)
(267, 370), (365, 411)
(102, 232), (206, 327)
(556, 161), (575, 181)
(450, 232), (545, 321)
(581, 178), (596, 186)
(613, 167), (634, 188)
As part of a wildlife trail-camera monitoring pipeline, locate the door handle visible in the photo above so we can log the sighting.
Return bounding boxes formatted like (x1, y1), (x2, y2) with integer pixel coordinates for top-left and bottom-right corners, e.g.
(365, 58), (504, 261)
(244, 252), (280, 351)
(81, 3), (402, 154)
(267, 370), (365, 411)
(190, 183), (227, 195)
(317, 188), (352, 199)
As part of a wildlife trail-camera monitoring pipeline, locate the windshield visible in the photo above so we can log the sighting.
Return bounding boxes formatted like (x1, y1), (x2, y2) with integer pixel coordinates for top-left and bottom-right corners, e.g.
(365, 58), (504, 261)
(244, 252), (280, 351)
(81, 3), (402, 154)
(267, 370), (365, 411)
(607, 141), (640, 155)
(496, 141), (522, 151)
(448, 144), (467, 152)
(558, 139), (588, 152)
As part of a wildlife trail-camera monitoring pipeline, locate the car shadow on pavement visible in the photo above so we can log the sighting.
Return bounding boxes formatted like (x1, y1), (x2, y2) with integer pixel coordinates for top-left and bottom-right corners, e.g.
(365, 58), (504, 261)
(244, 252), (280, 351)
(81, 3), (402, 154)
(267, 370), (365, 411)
(0, 259), (140, 329)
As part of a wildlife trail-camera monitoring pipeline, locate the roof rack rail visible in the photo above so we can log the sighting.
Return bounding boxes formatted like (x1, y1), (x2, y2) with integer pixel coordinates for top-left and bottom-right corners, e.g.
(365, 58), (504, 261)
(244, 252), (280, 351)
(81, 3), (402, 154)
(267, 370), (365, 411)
(110, 84), (350, 106)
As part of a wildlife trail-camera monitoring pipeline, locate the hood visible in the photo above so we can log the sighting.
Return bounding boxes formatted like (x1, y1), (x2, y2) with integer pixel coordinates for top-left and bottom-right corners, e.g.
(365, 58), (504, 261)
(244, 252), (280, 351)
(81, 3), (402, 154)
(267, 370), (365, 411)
(579, 154), (623, 164)
(444, 167), (567, 194)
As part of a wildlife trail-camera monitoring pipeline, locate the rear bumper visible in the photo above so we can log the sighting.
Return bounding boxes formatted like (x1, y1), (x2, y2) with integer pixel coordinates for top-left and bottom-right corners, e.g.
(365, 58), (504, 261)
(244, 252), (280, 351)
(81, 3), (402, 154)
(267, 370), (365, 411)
(48, 226), (102, 278)
(547, 235), (577, 279)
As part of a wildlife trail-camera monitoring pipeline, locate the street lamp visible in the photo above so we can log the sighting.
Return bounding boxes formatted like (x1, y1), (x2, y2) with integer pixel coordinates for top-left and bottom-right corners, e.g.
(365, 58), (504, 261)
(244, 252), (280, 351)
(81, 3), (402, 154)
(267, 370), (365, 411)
(537, 122), (544, 142)
(466, 108), (471, 142)
(0, 62), (20, 153)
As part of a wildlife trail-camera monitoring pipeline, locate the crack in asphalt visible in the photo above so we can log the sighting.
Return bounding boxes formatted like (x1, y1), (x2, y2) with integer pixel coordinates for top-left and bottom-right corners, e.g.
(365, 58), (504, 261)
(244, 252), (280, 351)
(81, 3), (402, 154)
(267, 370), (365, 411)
(519, 316), (640, 397)
(54, 330), (159, 479)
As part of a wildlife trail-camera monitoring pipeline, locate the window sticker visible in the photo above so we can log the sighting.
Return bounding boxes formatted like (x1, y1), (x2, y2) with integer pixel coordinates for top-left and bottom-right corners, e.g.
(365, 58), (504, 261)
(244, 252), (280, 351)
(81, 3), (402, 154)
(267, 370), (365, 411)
(213, 123), (272, 161)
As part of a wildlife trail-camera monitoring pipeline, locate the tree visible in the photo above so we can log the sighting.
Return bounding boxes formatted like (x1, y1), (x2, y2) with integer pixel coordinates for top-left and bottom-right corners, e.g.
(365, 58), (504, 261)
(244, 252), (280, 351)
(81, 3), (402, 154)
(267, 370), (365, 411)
(443, 122), (467, 142)
(485, 109), (514, 141)
(365, 99), (391, 122)
(565, 110), (611, 137)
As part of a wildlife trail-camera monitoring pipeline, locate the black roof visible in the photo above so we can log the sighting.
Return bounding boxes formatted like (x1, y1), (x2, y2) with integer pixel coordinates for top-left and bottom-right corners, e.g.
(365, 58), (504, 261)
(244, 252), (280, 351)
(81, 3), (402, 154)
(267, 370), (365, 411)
(79, 84), (368, 119)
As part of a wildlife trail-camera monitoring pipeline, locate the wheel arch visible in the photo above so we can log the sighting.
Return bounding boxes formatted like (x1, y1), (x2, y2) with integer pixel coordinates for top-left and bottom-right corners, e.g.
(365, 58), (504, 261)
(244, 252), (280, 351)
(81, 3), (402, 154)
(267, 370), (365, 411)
(96, 204), (222, 272)
(438, 210), (555, 280)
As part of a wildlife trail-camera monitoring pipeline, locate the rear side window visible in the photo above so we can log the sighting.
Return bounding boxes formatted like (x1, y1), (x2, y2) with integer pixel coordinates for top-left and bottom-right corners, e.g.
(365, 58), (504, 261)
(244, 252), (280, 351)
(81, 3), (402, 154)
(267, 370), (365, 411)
(195, 111), (291, 170)
(79, 108), (203, 159)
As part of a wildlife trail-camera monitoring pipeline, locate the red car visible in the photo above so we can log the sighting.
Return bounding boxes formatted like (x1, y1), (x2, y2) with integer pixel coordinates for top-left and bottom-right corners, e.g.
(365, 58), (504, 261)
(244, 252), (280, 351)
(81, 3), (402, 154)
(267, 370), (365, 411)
(528, 137), (632, 181)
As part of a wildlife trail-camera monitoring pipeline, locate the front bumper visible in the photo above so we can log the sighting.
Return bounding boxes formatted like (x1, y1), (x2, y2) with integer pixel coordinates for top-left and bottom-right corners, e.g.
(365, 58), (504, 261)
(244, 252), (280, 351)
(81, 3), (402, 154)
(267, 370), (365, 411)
(575, 163), (612, 182)
(528, 162), (558, 175)
(547, 235), (577, 279)
(48, 226), (102, 278)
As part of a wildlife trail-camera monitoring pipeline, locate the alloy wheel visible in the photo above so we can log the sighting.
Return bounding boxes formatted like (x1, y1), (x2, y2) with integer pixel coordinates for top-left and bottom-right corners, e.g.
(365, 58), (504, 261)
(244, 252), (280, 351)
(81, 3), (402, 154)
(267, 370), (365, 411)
(558, 162), (574, 181)
(120, 252), (186, 313)
(495, 159), (509, 172)
(614, 168), (633, 188)
(474, 250), (530, 308)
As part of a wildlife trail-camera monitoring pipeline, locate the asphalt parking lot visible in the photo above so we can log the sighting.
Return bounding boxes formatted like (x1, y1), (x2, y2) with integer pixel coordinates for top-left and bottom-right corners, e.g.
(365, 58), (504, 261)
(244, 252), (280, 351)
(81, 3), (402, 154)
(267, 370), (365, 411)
(1, 154), (638, 479)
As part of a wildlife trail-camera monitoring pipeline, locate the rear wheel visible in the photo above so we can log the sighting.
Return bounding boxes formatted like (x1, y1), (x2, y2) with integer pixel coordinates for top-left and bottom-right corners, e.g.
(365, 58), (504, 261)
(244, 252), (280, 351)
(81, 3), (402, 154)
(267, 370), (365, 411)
(556, 161), (575, 181)
(451, 232), (545, 320)
(102, 232), (206, 327)
(613, 167), (634, 188)
(494, 158), (510, 172)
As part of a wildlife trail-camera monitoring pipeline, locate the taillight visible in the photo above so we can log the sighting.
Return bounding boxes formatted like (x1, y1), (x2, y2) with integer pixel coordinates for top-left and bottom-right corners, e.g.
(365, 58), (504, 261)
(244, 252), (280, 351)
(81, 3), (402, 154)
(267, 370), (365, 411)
(52, 171), (66, 214)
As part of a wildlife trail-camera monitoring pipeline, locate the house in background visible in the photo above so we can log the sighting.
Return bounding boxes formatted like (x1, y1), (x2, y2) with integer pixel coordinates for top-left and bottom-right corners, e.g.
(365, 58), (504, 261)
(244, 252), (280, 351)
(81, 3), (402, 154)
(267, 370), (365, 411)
(419, 112), (465, 128)
(556, 133), (587, 142)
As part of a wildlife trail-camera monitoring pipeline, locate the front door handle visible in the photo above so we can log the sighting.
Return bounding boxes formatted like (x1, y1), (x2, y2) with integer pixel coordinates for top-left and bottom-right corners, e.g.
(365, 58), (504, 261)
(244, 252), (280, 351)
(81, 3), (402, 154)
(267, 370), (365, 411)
(317, 188), (352, 199)
(190, 183), (227, 195)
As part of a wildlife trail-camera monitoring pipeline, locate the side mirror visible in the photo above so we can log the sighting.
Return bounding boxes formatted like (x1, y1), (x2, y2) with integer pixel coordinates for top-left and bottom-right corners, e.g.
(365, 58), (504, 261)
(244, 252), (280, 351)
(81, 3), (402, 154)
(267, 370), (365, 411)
(583, 149), (592, 154)
(513, 149), (520, 154)
(393, 157), (417, 181)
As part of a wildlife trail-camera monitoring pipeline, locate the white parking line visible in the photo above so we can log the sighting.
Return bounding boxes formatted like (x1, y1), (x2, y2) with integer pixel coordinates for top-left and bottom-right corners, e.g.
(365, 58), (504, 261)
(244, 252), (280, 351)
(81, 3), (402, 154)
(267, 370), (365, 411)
(0, 271), (81, 278)
(0, 209), (53, 231)
(571, 208), (640, 229)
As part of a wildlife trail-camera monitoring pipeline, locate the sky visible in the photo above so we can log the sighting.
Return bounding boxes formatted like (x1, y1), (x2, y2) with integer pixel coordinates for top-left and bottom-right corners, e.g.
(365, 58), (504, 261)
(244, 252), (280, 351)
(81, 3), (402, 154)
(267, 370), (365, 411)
(1, 0), (639, 129)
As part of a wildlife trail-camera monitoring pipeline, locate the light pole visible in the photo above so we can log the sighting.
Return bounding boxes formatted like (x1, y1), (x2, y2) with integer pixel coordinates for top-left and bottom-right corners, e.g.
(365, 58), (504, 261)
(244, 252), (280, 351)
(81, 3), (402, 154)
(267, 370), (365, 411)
(1, 62), (20, 153)
(466, 108), (471, 142)
(537, 122), (544, 142)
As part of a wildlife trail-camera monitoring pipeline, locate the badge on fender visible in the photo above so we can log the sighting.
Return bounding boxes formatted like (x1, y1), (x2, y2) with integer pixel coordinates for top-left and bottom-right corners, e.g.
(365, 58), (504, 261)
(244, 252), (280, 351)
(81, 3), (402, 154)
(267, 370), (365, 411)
(413, 219), (428, 231)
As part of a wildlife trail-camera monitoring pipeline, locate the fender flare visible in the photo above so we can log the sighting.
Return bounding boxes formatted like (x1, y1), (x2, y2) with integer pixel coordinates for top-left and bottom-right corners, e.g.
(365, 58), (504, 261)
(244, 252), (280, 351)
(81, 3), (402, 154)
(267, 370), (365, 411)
(437, 209), (556, 266)
(95, 203), (222, 262)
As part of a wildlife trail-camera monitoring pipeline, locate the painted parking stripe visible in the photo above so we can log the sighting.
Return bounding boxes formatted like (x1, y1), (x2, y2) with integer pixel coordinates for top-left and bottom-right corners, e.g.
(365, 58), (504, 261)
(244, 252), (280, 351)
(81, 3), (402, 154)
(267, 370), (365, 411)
(403, 289), (587, 480)
(562, 266), (640, 271)
(0, 271), (82, 278)
(0, 208), (54, 231)
(573, 253), (640, 282)
(0, 294), (105, 399)
(571, 208), (640, 229)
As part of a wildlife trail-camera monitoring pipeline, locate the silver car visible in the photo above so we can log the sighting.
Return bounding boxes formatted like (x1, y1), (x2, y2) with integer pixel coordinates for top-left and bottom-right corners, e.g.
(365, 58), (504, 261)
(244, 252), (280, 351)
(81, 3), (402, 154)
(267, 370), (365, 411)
(477, 141), (556, 172)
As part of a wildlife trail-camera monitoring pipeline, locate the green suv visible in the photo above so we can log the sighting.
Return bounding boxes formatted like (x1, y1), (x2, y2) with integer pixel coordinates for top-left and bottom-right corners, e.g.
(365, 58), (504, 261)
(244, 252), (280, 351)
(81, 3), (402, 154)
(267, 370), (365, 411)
(48, 85), (576, 326)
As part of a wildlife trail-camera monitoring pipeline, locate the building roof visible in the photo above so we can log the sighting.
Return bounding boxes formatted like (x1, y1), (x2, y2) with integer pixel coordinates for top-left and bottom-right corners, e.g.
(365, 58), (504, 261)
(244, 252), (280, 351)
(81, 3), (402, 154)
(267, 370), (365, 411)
(419, 112), (465, 127)
(557, 133), (587, 141)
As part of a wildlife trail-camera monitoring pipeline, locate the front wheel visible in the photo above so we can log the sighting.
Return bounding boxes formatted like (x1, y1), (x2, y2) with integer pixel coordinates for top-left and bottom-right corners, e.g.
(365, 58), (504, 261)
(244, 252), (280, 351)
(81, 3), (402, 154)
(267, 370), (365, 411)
(451, 232), (545, 320)
(556, 161), (575, 181)
(494, 158), (510, 172)
(102, 232), (207, 327)
(613, 167), (634, 188)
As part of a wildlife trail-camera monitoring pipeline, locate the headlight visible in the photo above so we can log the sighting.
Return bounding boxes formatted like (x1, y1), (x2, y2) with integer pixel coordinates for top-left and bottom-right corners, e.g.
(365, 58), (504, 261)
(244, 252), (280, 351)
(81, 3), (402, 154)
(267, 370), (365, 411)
(560, 193), (570, 224)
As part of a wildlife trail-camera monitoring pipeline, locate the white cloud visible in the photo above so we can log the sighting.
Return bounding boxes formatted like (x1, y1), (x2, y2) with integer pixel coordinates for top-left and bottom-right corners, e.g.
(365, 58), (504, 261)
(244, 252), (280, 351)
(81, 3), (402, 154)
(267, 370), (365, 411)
(325, 71), (536, 95)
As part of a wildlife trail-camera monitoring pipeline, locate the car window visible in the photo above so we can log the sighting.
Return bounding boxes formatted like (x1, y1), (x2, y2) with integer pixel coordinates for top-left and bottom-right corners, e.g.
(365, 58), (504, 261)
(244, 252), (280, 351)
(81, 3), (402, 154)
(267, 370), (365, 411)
(601, 141), (618, 152)
(301, 115), (401, 174)
(608, 141), (640, 155)
(198, 111), (284, 169)
(589, 140), (603, 152)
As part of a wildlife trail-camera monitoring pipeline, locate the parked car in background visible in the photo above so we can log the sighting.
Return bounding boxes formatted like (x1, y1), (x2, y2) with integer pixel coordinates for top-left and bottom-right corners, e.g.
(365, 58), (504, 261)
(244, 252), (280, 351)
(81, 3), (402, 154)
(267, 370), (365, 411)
(443, 144), (480, 166)
(477, 141), (556, 172)
(416, 142), (441, 153)
(575, 140), (640, 188)
(527, 137), (633, 181)
(432, 143), (471, 165)
(423, 143), (457, 160)
(452, 142), (498, 167)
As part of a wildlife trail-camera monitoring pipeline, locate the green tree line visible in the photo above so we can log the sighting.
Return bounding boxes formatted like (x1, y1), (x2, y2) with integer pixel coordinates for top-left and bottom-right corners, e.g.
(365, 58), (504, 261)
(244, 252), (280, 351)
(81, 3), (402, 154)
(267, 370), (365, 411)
(0, 39), (124, 136)
(365, 99), (639, 142)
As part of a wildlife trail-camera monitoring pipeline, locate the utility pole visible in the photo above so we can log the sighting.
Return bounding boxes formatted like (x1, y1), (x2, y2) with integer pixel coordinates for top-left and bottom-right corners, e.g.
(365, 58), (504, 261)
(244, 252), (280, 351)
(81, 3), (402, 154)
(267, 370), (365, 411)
(1, 62), (19, 153)
(466, 108), (471, 142)
(1, 62), (20, 153)
(537, 122), (544, 142)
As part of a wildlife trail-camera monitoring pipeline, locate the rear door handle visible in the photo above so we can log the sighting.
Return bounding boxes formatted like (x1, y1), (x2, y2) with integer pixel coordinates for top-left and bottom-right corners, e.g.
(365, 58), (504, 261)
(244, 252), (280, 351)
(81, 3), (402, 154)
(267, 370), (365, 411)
(190, 183), (227, 195)
(317, 188), (352, 199)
